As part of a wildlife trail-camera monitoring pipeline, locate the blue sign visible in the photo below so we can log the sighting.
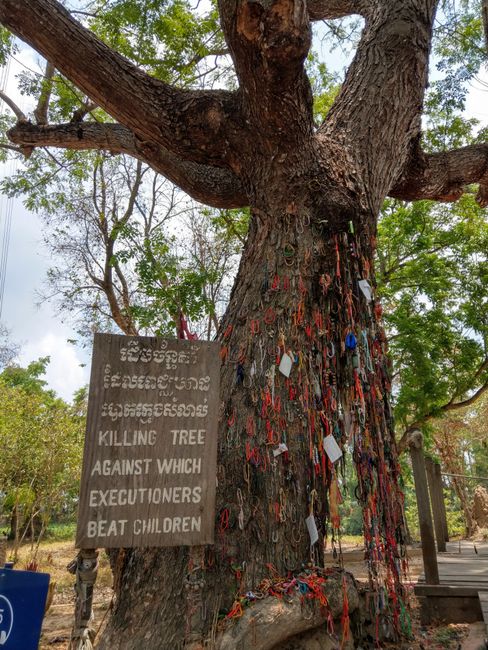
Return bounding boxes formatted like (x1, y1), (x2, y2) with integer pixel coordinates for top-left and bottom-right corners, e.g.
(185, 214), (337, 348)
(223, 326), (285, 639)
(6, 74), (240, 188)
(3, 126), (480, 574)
(0, 567), (50, 649)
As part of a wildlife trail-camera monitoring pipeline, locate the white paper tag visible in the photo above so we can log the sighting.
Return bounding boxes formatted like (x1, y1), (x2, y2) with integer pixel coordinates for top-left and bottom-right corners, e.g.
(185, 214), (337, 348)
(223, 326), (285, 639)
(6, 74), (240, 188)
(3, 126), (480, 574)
(273, 443), (288, 458)
(306, 514), (319, 546)
(323, 435), (343, 464)
(279, 352), (293, 377)
(358, 279), (373, 302)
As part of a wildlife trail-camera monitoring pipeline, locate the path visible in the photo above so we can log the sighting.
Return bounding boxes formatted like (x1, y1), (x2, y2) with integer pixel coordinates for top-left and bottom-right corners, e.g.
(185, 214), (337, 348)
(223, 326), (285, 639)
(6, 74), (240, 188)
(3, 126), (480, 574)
(417, 540), (488, 637)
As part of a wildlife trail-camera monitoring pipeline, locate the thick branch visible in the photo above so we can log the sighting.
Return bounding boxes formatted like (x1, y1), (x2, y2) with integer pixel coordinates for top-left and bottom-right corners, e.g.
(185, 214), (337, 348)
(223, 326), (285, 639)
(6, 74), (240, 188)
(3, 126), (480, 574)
(322, 0), (438, 214)
(7, 121), (248, 209)
(390, 143), (488, 207)
(218, 0), (314, 144)
(308, 0), (370, 20)
(0, 0), (242, 167)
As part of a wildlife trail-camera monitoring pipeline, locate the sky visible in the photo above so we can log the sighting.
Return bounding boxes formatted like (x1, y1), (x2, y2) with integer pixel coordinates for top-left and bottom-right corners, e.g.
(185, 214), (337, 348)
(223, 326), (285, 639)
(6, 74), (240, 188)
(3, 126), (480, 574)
(0, 49), (90, 400)
(0, 26), (487, 402)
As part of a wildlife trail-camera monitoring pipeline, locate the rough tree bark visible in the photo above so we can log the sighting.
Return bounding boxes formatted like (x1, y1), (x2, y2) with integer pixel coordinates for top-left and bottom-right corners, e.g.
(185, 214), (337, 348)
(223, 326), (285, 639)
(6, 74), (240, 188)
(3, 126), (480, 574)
(1, 0), (488, 648)
(436, 423), (476, 537)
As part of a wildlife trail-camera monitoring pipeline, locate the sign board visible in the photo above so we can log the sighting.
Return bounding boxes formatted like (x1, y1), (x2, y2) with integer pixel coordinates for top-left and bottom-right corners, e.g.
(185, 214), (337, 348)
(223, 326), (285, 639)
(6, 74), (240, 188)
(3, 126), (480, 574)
(0, 568), (50, 649)
(76, 334), (220, 549)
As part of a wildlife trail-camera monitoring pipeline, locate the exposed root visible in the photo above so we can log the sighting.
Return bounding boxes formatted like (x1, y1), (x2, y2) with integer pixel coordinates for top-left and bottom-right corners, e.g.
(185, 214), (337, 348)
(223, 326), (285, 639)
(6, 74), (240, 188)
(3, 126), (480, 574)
(213, 571), (359, 650)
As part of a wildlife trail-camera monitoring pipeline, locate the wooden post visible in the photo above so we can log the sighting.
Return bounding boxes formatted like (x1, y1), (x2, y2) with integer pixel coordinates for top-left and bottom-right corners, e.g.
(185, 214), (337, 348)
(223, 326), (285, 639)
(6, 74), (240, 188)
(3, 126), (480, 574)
(408, 431), (439, 584)
(425, 457), (447, 552)
(434, 461), (449, 542)
(0, 535), (7, 567)
(69, 548), (99, 650)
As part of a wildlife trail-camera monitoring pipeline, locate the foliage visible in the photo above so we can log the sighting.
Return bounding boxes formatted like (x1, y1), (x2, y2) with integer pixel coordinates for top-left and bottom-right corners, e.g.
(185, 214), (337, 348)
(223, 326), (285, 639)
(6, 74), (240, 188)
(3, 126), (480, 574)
(27, 152), (245, 340)
(88, 0), (227, 86)
(0, 360), (85, 550)
(44, 521), (77, 541)
(306, 51), (340, 125)
(0, 25), (15, 65)
(1, 355), (51, 394)
(130, 208), (245, 336)
(377, 195), (488, 438)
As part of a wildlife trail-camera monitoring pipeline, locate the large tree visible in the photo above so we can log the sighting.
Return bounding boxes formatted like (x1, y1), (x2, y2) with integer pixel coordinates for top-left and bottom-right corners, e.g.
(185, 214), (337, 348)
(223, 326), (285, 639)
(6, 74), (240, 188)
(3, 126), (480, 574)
(1, 1), (488, 648)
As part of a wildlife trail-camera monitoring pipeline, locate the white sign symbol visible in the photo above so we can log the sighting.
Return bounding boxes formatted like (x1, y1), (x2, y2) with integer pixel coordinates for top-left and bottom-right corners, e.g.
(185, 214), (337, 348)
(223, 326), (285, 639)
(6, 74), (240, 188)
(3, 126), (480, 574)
(0, 594), (14, 645)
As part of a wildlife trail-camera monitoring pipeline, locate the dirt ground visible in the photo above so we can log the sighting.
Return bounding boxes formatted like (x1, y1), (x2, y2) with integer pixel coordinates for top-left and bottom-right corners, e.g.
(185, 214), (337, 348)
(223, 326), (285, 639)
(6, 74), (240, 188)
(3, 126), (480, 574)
(6, 540), (480, 649)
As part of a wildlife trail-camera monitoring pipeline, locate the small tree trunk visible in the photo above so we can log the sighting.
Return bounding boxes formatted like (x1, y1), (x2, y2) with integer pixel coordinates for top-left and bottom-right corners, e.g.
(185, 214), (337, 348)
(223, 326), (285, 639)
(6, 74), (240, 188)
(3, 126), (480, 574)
(8, 504), (17, 542)
(436, 429), (475, 537)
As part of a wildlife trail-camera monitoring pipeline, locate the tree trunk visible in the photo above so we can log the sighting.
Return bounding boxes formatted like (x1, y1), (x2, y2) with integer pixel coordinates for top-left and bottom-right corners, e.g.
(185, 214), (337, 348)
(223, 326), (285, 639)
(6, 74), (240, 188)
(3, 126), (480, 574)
(98, 189), (407, 649)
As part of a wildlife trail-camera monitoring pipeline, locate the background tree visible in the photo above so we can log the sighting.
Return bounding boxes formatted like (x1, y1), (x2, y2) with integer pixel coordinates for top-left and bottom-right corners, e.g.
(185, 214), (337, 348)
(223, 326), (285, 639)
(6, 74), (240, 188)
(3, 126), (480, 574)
(1, 0), (488, 648)
(23, 150), (245, 340)
(376, 195), (488, 450)
(0, 358), (84, 558)
(436, 394), (488, 530)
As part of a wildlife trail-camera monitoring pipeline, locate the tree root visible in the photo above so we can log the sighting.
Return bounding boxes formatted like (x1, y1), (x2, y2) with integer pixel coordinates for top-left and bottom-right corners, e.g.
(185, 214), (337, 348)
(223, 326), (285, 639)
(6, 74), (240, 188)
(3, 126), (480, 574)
(212, 572), (359, 650)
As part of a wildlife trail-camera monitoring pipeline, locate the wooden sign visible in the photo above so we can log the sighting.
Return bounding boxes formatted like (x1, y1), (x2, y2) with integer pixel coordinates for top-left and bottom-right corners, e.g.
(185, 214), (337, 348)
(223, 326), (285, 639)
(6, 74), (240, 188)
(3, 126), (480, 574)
(76, 334), (220, 548)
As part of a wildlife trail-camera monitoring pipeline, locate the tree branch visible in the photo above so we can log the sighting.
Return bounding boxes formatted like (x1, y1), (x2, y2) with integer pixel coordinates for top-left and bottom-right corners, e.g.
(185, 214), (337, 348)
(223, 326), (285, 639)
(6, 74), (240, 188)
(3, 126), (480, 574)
(0, 0), (243, 167)
(0, 89), (27, 122)
(0, 142), (22, 153)
(7, 121), (248, 209)
(443, 380), (488, 413)
(390, 143), (488, 207)
(308, 0), (370, 20)
(218, 0), (314, 144)
(34, 61), (55, 125)
(70, 101), (97, 123)
(321, 0), (438, 214)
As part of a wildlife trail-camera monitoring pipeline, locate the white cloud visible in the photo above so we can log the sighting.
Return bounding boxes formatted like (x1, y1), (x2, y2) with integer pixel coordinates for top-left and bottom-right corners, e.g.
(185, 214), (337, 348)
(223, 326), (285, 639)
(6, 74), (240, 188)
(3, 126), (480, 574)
(19, 332), (89, 402)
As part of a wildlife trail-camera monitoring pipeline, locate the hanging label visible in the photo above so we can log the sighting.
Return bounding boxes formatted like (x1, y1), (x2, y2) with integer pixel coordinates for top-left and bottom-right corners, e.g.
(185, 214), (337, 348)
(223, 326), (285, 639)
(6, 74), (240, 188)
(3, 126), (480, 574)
(278, 352), (293, 378)
(358, 279), (373, 302)
(273, 443), (288, 458)
(324, 435), (343, 464)
(305, 514), (319, 546)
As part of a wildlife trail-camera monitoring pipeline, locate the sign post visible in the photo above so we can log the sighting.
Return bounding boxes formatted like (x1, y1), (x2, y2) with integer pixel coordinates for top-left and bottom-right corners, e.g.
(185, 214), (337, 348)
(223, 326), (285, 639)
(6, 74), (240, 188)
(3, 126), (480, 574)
(72, 334), (220, 647)
(76, 333), (221, 549)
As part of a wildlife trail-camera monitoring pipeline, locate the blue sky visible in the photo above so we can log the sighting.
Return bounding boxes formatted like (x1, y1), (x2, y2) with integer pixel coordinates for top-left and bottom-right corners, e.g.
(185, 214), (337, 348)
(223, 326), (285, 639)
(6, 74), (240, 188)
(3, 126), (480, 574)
(0, 48), (90, 400)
